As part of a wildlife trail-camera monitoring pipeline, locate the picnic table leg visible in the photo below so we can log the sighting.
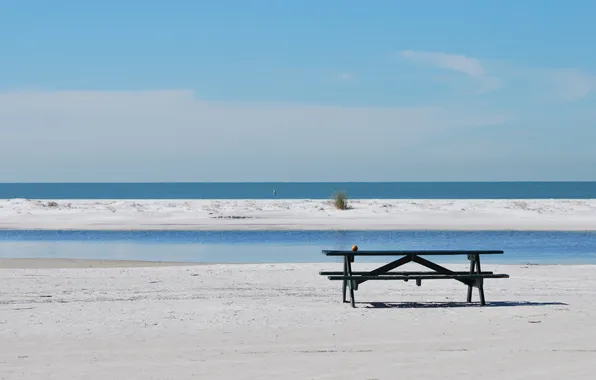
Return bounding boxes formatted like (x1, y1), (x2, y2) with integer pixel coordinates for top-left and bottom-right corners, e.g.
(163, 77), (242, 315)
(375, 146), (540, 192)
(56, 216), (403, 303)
(475, 254), (486, 306)
(342, 256), (348, 303)
(347, 255), (356, 308)
(466, 255), (475, 303)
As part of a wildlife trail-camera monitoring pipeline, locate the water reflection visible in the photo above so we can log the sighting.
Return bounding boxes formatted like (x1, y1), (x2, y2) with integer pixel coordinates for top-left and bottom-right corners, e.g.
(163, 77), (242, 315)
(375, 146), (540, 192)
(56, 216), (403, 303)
(0, 230), (595, 264)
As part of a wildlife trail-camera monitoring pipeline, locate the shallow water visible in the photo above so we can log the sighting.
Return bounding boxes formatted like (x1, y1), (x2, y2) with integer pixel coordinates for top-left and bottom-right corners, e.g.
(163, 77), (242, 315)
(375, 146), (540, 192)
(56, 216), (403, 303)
(0, 230), (595, 264)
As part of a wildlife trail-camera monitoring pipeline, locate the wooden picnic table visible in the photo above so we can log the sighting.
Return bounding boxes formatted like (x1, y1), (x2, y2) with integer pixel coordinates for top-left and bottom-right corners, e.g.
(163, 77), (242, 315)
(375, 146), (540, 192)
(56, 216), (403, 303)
(320, 249), (509, 308)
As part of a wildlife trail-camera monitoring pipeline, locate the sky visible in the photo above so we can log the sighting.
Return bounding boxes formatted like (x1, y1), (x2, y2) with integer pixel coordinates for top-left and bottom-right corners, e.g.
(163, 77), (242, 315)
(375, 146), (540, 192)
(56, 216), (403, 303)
(1, 0), (595, 182)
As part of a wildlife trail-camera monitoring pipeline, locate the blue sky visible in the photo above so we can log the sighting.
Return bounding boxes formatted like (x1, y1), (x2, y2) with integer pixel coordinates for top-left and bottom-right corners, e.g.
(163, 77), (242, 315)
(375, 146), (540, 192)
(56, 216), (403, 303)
(1, 0), (595, 181)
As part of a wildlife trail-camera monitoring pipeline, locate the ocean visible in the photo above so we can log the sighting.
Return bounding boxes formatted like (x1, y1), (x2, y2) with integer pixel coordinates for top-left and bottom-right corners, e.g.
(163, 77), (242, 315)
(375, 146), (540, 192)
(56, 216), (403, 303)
(1, 230), (595, 264)
(0, 181), (595, 199)
(1, 182), (594, 265)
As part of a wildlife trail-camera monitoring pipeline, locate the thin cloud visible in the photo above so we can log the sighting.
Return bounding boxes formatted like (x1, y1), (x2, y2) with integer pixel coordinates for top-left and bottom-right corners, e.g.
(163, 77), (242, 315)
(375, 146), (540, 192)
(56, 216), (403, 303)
(398, 50), (595, 101)
(400, 50), (485, 77)
(399, 50), (503, 94)
(0, 90), (507, 182)
(488, 62), (596, 102)
(335, 72), (355, 82)
(549, 69), (596, 102)
(401, 50), (596, 101)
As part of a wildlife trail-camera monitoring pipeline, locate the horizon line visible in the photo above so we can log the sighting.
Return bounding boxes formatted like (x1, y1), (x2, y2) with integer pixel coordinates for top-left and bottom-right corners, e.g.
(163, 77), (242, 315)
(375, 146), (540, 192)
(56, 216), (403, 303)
(0, 181), (595, 185)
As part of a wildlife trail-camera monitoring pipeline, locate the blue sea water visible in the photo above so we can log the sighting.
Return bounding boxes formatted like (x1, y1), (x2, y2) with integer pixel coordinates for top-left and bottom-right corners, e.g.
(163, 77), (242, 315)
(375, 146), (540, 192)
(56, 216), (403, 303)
(0, 181), (595, 199)
(1, 182), (594, 265)
(1, 230), (595, 265)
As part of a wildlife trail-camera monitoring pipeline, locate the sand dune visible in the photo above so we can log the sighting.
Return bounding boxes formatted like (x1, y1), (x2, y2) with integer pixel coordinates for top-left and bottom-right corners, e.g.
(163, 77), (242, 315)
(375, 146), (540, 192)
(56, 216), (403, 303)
(1, 198), (595, 231)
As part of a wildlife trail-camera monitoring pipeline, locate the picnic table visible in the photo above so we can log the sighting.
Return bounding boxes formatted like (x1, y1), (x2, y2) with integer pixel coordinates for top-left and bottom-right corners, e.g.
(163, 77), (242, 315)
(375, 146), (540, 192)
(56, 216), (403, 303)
(319, 249), (509, 308)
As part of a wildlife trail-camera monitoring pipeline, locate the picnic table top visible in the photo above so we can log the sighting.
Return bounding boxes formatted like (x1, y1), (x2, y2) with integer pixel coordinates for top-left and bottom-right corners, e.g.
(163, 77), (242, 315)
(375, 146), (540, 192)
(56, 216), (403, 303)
(322, 249), (504, 256)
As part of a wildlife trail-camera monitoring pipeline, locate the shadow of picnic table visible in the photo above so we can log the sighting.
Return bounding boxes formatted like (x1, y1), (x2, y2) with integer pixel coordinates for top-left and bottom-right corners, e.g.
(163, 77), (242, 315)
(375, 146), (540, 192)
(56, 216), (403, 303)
(363, 300), (568, 309)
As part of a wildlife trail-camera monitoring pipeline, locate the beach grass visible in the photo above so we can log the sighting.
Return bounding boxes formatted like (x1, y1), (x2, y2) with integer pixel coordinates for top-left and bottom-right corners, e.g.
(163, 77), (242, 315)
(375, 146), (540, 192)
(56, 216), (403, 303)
(332, 191), (349, 210)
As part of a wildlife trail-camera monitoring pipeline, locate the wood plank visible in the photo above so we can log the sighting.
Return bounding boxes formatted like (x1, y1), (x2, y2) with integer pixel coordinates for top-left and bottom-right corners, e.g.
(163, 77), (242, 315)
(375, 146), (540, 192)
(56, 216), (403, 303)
(327, 274), (510, 281)
(322, 250), (504, 256)
(319, 270), (495, 276)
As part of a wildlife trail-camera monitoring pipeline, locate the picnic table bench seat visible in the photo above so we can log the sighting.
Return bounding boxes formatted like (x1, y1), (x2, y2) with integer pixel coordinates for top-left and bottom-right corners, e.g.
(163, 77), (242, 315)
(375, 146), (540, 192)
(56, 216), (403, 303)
(326, 273), (510, 281)
(320, 249), (510, 308)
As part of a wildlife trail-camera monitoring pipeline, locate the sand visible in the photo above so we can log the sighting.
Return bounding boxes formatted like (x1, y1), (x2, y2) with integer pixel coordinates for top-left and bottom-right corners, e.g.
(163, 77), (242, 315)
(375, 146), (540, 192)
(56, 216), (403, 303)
(1, 198), (595, 231)
(1, 260), (595, 379)
(0, 258), (200, 269)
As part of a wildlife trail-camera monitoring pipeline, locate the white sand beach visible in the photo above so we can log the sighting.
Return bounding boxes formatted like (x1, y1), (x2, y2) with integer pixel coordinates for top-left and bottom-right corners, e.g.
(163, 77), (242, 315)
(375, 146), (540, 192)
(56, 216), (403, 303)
(0, 258), (200, 269)
(1, 198), (595, 231)
(1, 260), (595, 379)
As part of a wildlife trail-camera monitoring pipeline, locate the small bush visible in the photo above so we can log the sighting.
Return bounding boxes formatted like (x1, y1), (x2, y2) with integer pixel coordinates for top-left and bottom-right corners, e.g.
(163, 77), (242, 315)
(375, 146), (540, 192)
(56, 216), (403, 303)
(332, 191), (349, 210)
(47, 201), (58, 207)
